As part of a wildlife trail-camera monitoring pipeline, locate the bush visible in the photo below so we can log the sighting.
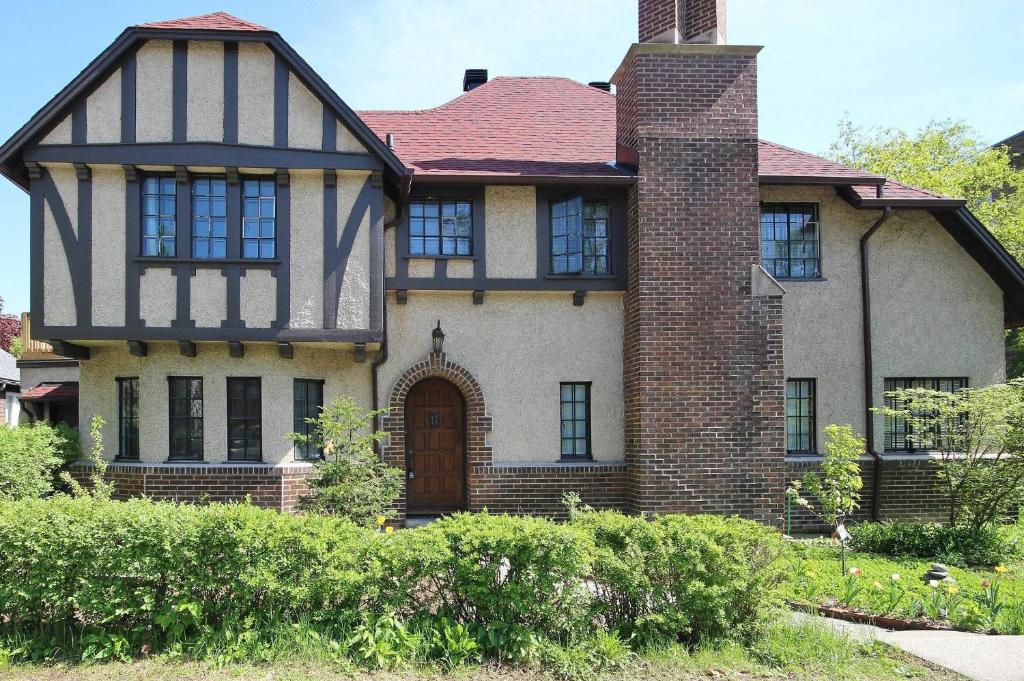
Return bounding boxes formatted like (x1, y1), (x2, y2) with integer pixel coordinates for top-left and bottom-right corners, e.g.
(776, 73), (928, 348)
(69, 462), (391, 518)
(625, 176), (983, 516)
(848, 520), (1015, 566)
(0, 423), (65, 500)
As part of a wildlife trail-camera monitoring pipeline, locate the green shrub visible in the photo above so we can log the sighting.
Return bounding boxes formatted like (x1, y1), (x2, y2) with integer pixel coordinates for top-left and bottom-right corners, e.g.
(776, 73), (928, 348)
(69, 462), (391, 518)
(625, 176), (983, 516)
(848, 520), (1013, 566)
(575, 511), (786, 646)
(0, 423), (64, 500)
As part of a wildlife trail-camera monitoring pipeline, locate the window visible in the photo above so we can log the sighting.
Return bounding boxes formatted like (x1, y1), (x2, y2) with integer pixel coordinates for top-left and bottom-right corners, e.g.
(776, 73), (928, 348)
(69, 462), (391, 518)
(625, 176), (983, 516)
(293, 379), (324, 461)
(116, 377), (139, 460)
(409, 199), (472, 256)
(227, 378), (262, 461)
(168, 377), (203, 460)
(141, 174), (176, 257)
(760, 203), (820, 278)
(191, 175), (227, 259)
(551, 197), (609, 275)
(884, 377), (968, 452)
(242, 178), (277, 259)
(559, 382), (591, 458)
(786, 379), (815, 454)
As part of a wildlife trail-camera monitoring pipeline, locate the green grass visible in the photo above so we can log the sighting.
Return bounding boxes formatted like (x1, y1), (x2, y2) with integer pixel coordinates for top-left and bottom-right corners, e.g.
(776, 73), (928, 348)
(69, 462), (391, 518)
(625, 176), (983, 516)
(783, 539), (1024, 633)
(0, 621), (962, 680)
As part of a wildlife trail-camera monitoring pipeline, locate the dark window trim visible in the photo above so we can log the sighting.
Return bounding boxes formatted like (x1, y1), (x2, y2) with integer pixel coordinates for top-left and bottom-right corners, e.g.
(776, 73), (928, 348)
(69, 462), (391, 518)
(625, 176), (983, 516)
(167, 376), (203, 462)
(883, 376), (969, 453)
(536, 186), (627, 283)
(227, 376), (263, 462)
(292, 377), (325, 461)
(548, 194), (612, 276)
(140, 171), (177, 258)
(408, 197), (474, 257)
(785, 377), (816, 455)
(559, 381), (593, 460)
(190, 173), (228, 260)
(239, 174), (278, 261)
(116, 376), (140, 461)
(760, 202), (821, 280)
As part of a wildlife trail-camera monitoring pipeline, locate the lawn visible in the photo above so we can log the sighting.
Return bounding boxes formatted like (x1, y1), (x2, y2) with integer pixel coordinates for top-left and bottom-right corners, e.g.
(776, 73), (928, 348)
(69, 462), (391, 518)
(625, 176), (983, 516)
(0, 620), (965, 681)
(782, 539), (1024, 634)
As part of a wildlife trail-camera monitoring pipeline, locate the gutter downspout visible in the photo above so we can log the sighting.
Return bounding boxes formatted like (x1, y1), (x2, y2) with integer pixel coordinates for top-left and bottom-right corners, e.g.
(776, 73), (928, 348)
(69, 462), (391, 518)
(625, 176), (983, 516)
(860, 207), (892, 522)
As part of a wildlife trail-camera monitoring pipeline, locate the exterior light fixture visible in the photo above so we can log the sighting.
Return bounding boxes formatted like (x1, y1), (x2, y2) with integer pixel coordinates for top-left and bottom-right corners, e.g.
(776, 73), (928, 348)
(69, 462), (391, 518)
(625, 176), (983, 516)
(432, 319), (445, 354)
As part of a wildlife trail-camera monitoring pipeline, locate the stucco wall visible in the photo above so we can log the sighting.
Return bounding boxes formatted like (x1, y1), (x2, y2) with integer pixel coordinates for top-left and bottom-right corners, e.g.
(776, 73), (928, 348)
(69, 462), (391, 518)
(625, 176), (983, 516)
(767, 185), (1006, 453)
(190, 269), (227, 327)
(186, 40), (224, 142)
(86, 69), (121, 144)
(336, 120), (366, 153)
(289, 170), (324, 328)
(337, 171), (372, 329)
(91, 165), (126, 326)
(42, 164), (78, 326)
(41, 116), (72, 145)
(240, 270), (276, 328)
(485, 186), (536, 278)
(288, 73), (322, 149)
(79, 342), (372, 465)
(382, 291), (625, 463)
(139, 268), (176, 327)
(237, 42), (275, 146)
(135, 40), (173, 143)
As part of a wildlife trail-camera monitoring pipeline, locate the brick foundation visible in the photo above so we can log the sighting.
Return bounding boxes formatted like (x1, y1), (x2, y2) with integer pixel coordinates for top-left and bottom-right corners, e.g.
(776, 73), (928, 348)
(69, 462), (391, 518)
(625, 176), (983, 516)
(69, 461), (314, 511)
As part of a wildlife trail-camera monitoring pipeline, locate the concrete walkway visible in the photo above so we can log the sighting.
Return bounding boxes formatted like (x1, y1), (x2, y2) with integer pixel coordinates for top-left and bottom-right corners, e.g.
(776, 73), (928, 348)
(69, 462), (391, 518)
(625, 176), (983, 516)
(792, 612), (1024, 681)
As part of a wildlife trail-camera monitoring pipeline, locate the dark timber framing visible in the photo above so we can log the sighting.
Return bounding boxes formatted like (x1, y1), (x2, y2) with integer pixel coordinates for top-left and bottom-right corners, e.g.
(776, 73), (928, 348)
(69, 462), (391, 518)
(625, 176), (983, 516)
(172, 41), (187, 143)
(222, 42), (238, 144)
(24, 144), (383, 170)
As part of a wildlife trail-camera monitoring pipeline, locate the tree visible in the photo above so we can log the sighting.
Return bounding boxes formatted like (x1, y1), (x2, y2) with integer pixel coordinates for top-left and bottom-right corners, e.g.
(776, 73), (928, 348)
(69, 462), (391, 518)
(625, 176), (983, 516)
(288, 396), (402, 526)
(873, 381), (1024, 529)
(0, 296), (21, 355)
(788, 424), (865, 531)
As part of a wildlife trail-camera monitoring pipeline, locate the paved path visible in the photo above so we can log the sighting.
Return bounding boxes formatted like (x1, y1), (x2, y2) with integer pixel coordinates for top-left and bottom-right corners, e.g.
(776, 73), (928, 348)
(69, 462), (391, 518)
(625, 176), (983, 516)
(792, 612), (1024, 681)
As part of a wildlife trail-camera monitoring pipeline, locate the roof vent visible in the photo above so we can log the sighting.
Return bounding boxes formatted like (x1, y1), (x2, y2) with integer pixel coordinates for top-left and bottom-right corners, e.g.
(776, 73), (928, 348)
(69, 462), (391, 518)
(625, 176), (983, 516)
(385, 133), (395, 150)
(588, 81), (612, 92)
(463, 69), (488, 92)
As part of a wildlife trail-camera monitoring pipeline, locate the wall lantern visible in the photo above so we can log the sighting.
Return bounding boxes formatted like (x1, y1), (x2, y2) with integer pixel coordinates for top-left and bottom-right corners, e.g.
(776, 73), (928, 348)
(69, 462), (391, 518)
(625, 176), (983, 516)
(432, 319), (445, 354)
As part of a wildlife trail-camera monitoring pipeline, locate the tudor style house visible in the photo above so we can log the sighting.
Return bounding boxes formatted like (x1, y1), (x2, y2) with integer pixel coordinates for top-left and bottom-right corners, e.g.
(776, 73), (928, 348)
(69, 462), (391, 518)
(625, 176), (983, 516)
(1, 0), (1022, 525)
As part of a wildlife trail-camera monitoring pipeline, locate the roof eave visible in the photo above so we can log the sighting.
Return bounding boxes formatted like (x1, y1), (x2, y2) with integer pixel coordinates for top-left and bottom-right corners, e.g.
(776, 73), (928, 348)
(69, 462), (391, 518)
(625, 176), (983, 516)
(409, 172), (637, 186)
(759, 174), (884, 186)
(836, 185), (965, 209)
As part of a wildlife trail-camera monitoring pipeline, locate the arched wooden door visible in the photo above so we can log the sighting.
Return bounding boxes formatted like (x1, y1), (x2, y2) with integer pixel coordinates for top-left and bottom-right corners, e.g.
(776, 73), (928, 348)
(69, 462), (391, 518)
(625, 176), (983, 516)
(405, 378), (466, 514)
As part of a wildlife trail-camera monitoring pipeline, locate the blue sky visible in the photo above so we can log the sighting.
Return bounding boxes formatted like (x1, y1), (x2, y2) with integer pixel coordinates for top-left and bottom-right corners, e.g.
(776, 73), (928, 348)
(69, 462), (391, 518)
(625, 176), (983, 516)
(1, 0), (1022, 315)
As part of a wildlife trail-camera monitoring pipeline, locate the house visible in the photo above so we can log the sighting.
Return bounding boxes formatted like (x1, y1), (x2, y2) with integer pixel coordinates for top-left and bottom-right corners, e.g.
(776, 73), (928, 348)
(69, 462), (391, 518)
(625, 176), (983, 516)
(0, 0), (1021, 525)
(0, 349), (20, 426)
(16, 313), (79, 428)
(996, 129), (1024, 169)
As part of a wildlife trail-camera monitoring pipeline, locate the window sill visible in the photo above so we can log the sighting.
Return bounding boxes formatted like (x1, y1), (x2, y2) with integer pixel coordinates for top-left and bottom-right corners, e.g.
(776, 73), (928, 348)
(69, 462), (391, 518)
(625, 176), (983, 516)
(164, 459), (207, 464)
(544, 274), (617, 281)
(404, 255), (476, 261)
(774, 276), (827, 282)
(136, 257), (281, 267)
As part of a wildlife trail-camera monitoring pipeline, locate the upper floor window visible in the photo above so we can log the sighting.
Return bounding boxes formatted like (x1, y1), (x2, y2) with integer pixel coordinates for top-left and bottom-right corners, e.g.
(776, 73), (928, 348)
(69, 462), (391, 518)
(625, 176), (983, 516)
(786, 378), (815, 454)
(760, 203), (820, 279)
(551, 197), (609, 275)
(884, 377), (967, 452)
(409, 199), (472, 256)
(168, 377), (203, 461)
(141, 174), (176, 257)
(559, 382), (591, 459)
(116, 377), (139, 460)
(242, 178), (277, 259)
(191, 175), (227, 259)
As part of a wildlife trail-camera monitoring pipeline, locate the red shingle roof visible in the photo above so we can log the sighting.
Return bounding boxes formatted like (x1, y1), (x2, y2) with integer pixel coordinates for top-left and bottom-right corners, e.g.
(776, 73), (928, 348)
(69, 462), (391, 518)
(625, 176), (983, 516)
(136, 12), (268, 32)
(757, 139), (883, 183)
(20, 383), (78, 402)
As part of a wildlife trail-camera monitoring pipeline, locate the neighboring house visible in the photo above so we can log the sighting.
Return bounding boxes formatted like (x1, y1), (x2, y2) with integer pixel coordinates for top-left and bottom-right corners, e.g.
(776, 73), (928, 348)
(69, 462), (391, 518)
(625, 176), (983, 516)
(0, 348), (20, 426)
(16, 313), (79, 428)
(995, 129), (1024, 169)
(0, 0), (1021, 525)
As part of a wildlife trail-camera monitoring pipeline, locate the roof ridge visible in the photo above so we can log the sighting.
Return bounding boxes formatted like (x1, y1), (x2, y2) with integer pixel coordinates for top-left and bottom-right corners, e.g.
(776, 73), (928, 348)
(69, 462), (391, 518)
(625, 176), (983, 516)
(136, 11), (269, 32)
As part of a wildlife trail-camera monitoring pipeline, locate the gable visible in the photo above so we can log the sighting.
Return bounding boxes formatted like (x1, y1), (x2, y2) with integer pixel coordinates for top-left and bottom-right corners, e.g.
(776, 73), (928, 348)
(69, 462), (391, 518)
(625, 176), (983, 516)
(0, 26), (404, 189)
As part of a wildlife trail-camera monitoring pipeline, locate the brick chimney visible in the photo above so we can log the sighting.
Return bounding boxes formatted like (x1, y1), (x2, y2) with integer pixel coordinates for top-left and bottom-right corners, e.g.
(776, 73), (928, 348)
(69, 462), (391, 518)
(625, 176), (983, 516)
(638, 0), (727, 45)
(613, 0), (784, 523)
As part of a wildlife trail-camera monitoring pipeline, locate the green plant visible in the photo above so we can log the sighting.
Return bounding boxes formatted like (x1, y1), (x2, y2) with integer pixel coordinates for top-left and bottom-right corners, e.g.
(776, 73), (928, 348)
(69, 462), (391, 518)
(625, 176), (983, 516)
(288, 396), (401, 526)
(60, 415), (113, 500)
(345, 611), (416, 670)
(848, 520), (1012, 567)
(415, 615), (480, 670)
(874, 381), (1024, 529)
(0, 422), (64, 499)
(840, 567), (863, 607)
(876, 573), (906, 615)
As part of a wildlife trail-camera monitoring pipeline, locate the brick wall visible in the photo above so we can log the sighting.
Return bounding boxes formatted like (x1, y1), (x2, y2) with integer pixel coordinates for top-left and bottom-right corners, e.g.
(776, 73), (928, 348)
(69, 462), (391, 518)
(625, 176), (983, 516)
(471, 463), (627, 517)
(614, 44), (784, 525)
(638, 0), (726, 44)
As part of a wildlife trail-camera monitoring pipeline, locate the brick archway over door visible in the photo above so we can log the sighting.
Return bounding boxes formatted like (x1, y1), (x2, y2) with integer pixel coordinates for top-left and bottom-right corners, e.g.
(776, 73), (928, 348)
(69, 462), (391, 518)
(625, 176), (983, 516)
(384, 352), (492, 522)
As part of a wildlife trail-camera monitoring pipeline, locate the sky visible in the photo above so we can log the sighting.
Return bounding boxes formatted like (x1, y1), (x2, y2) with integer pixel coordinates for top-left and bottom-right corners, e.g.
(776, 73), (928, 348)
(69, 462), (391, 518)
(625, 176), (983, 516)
(0, 0), (1022, 316)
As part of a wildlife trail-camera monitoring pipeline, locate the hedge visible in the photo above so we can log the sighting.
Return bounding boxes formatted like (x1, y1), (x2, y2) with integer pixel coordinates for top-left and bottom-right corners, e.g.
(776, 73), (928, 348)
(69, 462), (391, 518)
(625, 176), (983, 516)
(0, 497), (786, 662)
(848, 520), (1018, 567)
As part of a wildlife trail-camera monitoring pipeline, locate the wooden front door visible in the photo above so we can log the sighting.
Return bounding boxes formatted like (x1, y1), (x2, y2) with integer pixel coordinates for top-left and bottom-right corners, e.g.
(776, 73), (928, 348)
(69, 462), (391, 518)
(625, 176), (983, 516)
(405, 378), (466, 514)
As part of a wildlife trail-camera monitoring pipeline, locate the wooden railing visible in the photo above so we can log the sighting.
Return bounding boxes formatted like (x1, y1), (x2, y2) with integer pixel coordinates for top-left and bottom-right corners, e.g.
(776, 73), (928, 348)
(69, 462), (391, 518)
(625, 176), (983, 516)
(20, 313), (62, 358)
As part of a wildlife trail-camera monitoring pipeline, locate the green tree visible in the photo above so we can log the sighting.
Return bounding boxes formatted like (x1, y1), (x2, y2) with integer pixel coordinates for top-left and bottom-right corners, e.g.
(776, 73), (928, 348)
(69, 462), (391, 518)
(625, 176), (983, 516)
(61, 415), (114, 500)
(788, 424), (865, 533)
(288, 395), (402, 526)
(873, 381), (1024, 529)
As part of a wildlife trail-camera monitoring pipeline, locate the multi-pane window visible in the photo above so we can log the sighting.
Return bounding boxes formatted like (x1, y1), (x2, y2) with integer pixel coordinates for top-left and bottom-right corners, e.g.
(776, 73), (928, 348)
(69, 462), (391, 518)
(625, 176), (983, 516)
(227, 378), (262, 461)
(551, 197), (610, 275)
(884, 377), (968, 452)
(168, 377), (203, 460)
(760, 203), (820, 278)
(191, 175), (227, 259)
(242, 178), (277, 259)
(141, 175), (176, 257)
(786, 379), (816, 454)
(559, 382), (591, 458)
(409, 199), (472, 256)
(293, 379), (324, 461)
(116, 377), (139, 460)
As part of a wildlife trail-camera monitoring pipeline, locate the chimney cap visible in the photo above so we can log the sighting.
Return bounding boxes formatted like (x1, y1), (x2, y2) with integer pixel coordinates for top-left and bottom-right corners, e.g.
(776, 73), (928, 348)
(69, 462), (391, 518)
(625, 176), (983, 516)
(588, 81), (612, 92)
(463, 68), (488, 92)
